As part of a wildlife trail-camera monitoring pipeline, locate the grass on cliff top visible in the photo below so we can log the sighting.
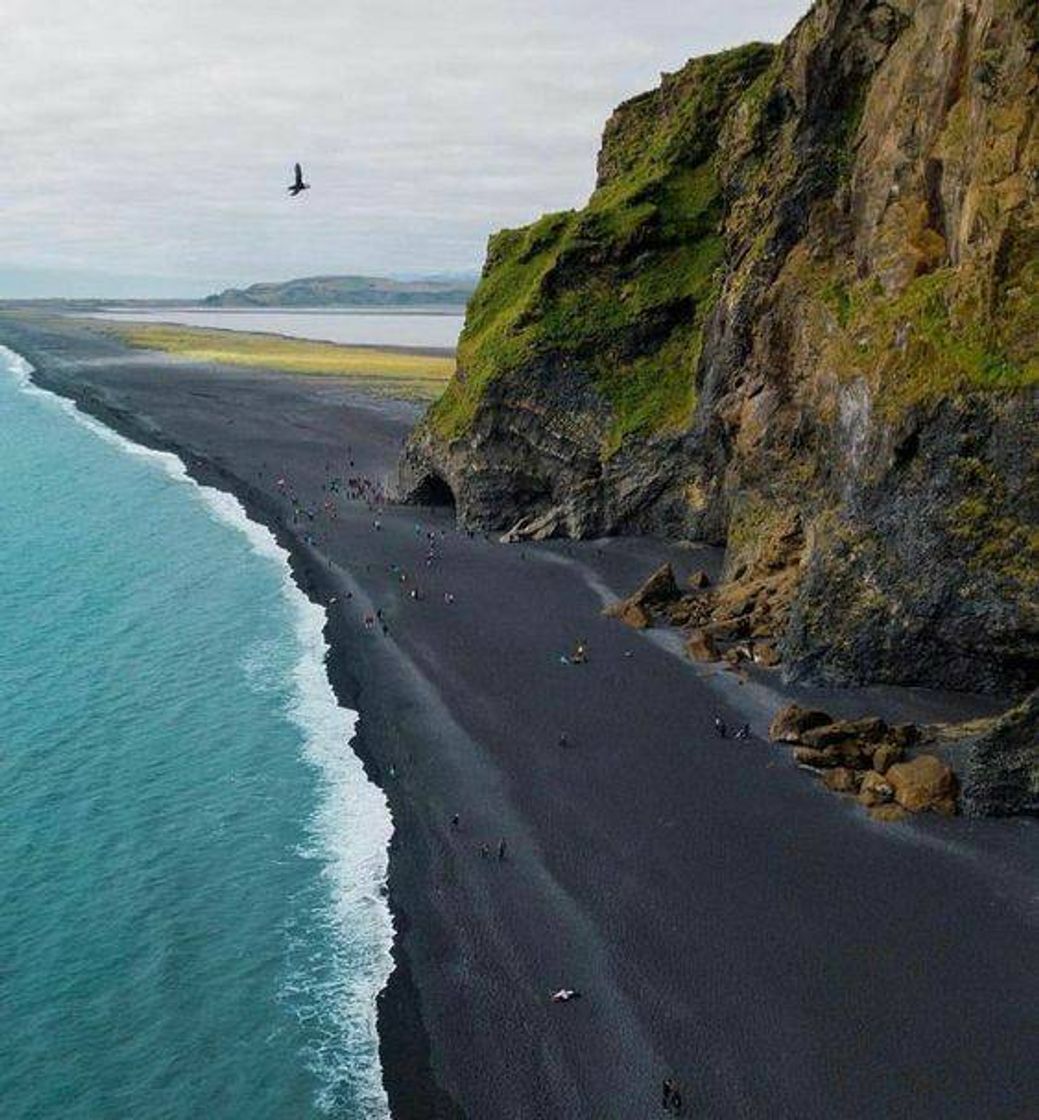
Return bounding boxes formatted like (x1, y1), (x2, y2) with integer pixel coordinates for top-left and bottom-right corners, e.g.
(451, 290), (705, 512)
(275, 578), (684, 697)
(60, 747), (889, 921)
(102, 322), (456, 401)
(427, 42), (775, 449)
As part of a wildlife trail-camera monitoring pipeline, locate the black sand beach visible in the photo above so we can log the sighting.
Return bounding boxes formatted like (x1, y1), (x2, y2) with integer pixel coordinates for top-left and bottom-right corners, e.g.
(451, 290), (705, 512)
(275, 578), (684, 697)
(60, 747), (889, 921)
(4, 314), (1037, 1120)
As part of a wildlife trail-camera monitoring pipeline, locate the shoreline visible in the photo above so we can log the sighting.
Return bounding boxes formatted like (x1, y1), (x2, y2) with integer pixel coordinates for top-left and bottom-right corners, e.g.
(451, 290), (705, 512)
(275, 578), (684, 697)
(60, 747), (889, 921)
(0, 343), (396, 1116)
(1, 331), (462, 1117)
(4, 315), (1037, 1120)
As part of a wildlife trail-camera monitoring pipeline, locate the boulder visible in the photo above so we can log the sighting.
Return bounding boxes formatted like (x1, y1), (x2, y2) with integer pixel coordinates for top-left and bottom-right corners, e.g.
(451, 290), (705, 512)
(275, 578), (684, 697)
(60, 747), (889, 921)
(685, 629), (720, 663)
(628, 563), (680, 609)
(857, 770), (894, 807)
(800, 717), (889, 748)
(793, 746), (833, 769)
(753, 642), (781, 667)
(769, 704), (835, 744)
(605, 563), (681, 627)
(886, 755), (959, 815)
(688, 569), (712, 590)
(871, 741), (905, 775)
(821, 767), (861, 794)
(794, 742), (872, 770)
(607, 600), (651, 629)
(829, 742), (874, 770)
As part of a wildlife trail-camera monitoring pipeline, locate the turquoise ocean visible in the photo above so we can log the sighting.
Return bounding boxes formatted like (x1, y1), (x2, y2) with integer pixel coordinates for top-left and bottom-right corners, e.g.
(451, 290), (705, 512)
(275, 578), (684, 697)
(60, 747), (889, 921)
(0, 346), (393, 1118)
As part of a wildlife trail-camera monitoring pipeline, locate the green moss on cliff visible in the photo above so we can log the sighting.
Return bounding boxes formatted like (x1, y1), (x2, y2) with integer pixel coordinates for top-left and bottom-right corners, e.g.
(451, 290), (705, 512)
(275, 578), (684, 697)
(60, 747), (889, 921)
(797, 254), (1038, 416)
(870, 270), (1037, 410)
(427, 42), (775, 447)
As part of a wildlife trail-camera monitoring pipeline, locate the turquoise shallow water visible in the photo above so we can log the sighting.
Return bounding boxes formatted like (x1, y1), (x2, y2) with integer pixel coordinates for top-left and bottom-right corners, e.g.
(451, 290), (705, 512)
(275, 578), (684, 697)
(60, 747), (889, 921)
(0, 348), (392, 1119)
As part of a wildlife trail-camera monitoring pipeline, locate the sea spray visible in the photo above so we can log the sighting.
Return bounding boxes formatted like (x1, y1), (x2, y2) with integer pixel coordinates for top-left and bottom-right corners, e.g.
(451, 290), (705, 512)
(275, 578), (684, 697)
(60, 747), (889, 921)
(1, 345), (394, 1117)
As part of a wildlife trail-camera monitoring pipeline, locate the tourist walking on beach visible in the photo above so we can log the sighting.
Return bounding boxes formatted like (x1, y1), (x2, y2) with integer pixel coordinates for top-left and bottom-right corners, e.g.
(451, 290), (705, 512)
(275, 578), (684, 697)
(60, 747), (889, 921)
(714, 716), (727, 739)
(498, 838), (507, 861)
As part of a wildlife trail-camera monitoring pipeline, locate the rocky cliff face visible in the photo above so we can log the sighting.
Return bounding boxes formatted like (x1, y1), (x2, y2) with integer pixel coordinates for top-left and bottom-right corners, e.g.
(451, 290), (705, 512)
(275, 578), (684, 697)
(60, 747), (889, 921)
(401, 0), (1038, 695)
(962, 688), (1039, 815)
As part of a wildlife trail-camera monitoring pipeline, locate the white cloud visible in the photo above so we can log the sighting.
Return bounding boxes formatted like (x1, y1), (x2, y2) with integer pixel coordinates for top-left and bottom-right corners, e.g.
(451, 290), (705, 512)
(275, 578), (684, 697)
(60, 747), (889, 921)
(0, 0), (809, 295)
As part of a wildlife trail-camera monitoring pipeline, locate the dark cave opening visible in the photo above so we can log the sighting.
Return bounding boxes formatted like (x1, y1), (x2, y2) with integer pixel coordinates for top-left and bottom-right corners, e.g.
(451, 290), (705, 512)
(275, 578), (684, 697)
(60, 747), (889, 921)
(410, 472), (457, 509)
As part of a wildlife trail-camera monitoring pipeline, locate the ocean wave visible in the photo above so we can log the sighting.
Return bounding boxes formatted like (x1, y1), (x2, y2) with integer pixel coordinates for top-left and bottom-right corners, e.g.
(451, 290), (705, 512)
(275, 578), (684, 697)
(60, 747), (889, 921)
(1, 344), (395, 1118)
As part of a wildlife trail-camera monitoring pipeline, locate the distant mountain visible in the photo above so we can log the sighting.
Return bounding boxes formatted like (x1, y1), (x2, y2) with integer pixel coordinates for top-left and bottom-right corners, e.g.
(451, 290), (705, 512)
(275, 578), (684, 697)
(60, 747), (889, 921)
(203, 275), (476, 309)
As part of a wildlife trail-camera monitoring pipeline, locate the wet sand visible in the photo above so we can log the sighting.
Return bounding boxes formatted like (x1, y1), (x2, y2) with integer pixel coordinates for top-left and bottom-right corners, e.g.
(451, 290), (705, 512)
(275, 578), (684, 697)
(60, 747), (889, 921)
(3, 313), (1037, 1120)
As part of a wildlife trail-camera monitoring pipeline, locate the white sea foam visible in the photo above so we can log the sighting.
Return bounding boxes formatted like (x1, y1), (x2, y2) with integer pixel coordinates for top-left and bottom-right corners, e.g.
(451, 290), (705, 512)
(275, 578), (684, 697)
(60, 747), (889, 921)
(1, 344), (395, 1117)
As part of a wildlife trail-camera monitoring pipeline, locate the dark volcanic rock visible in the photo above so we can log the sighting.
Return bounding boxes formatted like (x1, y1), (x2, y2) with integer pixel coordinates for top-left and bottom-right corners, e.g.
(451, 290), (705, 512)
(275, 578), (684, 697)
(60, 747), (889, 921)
(962, 689), (1039, 817)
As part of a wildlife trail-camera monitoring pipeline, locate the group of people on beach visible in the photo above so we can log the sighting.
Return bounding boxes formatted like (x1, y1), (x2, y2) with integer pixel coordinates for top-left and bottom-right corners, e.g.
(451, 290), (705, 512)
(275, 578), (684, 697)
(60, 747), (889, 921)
(714, 715), (752, 740)
(259, 445), (740, 1117)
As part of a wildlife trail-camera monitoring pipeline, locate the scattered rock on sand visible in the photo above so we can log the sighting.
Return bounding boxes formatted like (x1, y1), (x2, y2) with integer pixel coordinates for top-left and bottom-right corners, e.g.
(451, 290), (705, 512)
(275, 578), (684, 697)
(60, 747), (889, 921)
(769, 704), (835, 744)
(604, 563), (679, 628)
(685, 628), (720, 663)
(772, 702), (956, 819)
(886, 755), (959, 815)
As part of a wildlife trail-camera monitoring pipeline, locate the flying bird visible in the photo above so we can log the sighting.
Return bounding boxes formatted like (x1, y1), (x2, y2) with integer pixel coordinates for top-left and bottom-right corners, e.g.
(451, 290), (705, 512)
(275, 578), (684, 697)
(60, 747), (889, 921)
(288, 163), (310, 196)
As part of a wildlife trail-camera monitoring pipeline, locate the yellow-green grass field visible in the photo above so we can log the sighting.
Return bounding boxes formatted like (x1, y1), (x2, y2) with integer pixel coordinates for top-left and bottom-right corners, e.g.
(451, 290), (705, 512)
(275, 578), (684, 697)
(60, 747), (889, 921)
(98, 321), (456, 401)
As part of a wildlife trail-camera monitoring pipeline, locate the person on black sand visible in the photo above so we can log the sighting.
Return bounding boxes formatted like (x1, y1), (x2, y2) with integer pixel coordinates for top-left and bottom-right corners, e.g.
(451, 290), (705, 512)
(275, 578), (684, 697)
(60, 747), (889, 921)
(287, 162), (310, 196)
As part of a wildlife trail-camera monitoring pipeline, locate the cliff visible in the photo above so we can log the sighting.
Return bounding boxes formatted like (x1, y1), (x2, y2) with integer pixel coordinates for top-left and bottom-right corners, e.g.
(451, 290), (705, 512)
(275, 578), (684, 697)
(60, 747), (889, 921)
(400, 0), (1038, 696)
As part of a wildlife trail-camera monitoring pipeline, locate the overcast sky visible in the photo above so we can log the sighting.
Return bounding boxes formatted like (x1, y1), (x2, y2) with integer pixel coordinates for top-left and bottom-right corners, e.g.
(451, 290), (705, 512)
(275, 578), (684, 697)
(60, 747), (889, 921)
(0, 0), (809, 297)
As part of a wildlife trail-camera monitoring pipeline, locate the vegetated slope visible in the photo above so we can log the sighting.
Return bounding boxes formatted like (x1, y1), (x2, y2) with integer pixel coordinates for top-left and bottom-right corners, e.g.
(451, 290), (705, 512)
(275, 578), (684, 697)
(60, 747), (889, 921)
(204, 274), (475, 308)
(401, 0), (1038, 696)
